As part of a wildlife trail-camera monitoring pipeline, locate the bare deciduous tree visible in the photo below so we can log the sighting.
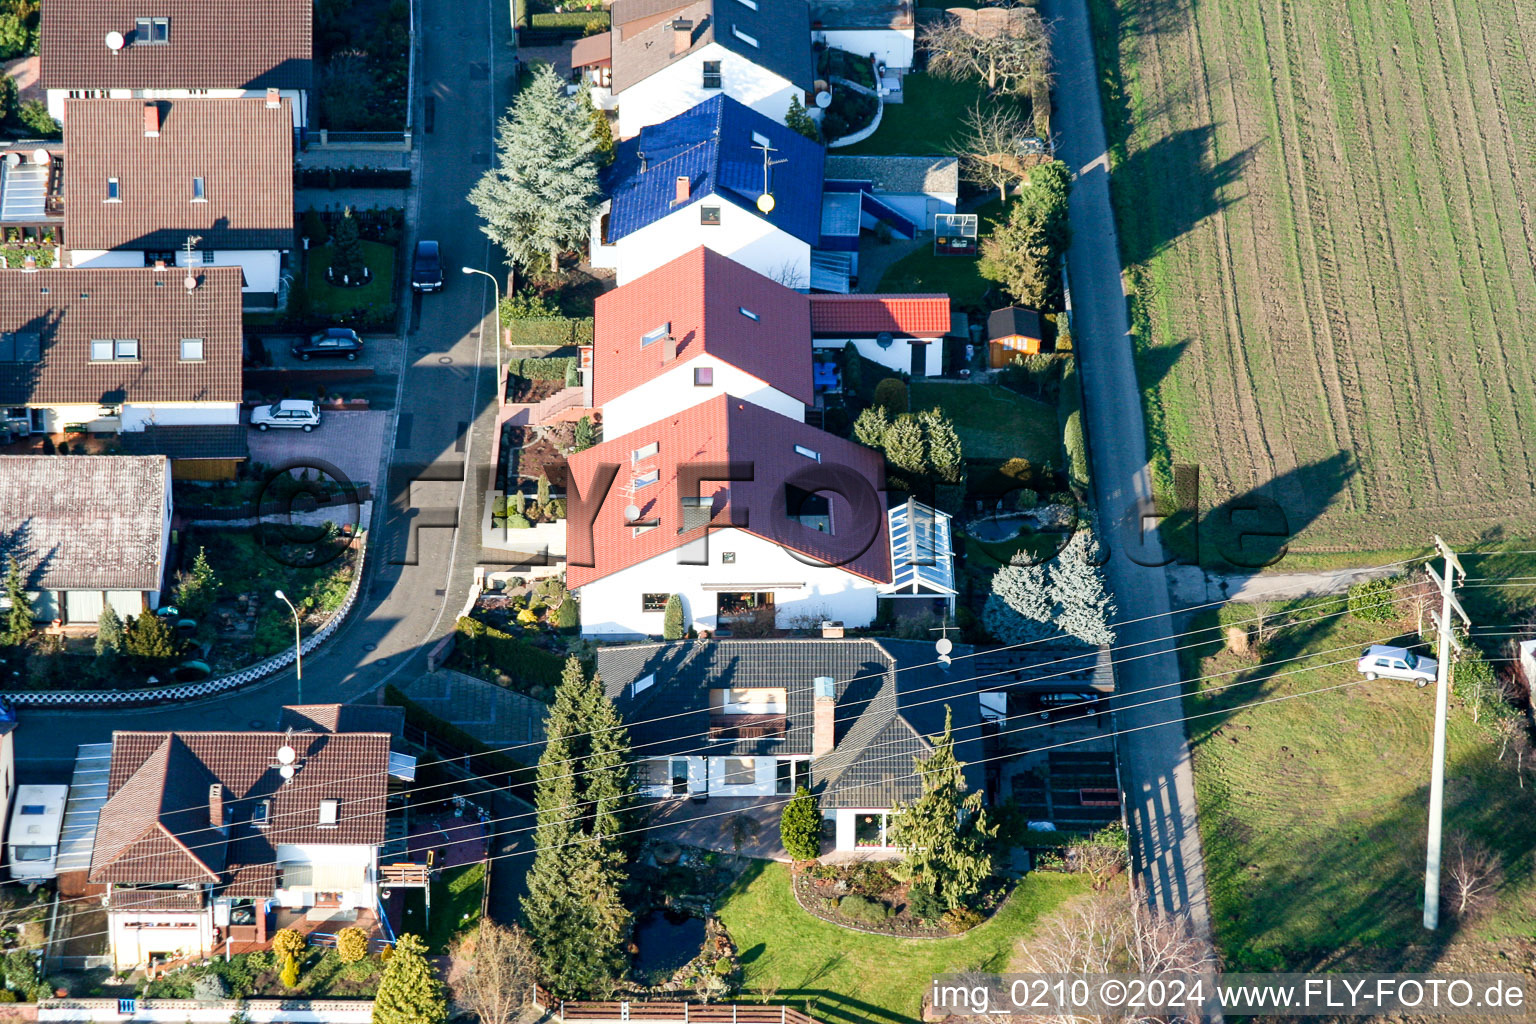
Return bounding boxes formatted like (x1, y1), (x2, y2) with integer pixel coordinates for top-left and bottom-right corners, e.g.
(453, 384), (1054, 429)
(447, 921), (539, 1024)
(1442, 831), (1502, 918)
(955, 102), (1033, 202)
(921, 10), (1053, 96)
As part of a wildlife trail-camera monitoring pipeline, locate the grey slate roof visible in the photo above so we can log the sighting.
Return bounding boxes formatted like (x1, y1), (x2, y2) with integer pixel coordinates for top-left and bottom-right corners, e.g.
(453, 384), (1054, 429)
(824, 154), (960, 195)
(0, 454), (168, 591)
(119, 424), (249, 462)
(610, 0), (814, 93)
(596, 637), (983, 809)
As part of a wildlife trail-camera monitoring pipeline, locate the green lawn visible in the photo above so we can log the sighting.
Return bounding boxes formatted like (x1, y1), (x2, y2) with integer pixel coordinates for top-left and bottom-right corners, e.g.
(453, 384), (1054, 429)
(303, 240), (396, 317)
(839, 75), (1009, 156)
(718, 862), (1088, 1024)
(910, 380), (1059, 463)
(1181, 593), (1536, 970)
(424, 861), (487, 953)
(875, 198), (1008, 308)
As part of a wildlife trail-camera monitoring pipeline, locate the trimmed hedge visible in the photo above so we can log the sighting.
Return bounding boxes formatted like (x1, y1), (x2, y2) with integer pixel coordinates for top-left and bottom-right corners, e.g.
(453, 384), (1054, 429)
(507, 317), (595, 348)
(510, 356), (578, 380)
(530, 10), (609, 28)
(1059, 353), (1090, 493)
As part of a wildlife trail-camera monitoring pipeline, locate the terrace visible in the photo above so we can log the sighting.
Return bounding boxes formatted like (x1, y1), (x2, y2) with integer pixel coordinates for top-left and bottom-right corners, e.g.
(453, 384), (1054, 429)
(0, 146), (64, 247)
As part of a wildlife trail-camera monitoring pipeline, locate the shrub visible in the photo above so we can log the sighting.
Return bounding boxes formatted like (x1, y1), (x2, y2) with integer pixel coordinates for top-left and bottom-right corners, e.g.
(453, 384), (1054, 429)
(1347, 575), (1402, 623)
(941, 907), (983, 933)
(498, 290), (559, 323)
(573, 416), (596, 452)
(4, 949), (36, 992)
(662, 594), (684, 640)
(510, 356), (578, 380)
(837, 894), (891, 924)
(336, 926), (370, 964)
(544, 498), (566, 520)
(906, 882), (946, 923)
(842, 343), (867, 398)
(872, 377), (908, 415)
(271, 928), (307, 962)
(844, 861), (894, 897)
(192, 972), (230, 1001)
(553, 596), (579, 631)
(279, 956), (300, 989)
(505, 513), (531, 530)
(780, 786), (821, 861)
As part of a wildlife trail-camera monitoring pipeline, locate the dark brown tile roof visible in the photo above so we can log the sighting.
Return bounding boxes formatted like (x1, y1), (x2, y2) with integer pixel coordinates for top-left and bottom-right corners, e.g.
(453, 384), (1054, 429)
(0, 454), (168, 591)
(90, 728), (392, 887)
(119, 423), (248, 461)
(0, 266), (243, 406)
(987, 305), (1041, 342)
(278, 704), (404, 739)
(105, 886), (206, 911)
(38, 0), (313, 92)
(610, 0), (814, 93)
(64, 97), (294, 252)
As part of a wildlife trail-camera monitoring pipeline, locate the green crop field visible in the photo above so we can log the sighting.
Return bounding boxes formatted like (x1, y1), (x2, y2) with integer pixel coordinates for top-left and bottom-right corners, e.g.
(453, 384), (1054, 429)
(1088, 0), (1536, 561)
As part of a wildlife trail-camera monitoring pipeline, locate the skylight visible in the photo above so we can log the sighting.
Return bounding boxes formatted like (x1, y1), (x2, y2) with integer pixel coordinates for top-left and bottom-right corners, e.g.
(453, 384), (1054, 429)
(632, 673), (655, 696)
(795, 444), (821, 462)
(318, 799), (339, 826)
(736, 0), (758, 8)
(641, 323), (670, 347)
(105, 178), (120, 202)
(633, 441), (659, 462)
(739, 307), (760, 321)
(191, 176), (206, 202)
(732, 26), (759, 46)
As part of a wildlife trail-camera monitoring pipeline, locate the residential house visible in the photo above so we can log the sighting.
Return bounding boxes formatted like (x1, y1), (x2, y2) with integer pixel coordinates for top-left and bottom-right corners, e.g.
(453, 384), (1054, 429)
(596, 637), (984, 851)
(809, 292), (948, 377)
(823, 154), (959, 232)
(810, 0), (916, 71)
(77, 706), (416, 972)
(591, 95), (824, 287)
(38, 0), (312, 133)
(0, 266), (244, 452)
(987, 305), (1044, 366)
(0, 454), (171, 623)
(603, 0), (814, 138)
(593, 246), (812, 436)
(63, 97), (296, 307)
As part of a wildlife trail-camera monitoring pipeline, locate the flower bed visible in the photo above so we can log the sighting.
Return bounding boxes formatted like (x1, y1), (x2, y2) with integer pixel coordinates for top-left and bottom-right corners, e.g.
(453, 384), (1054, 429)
(791, 862), (1006, 937)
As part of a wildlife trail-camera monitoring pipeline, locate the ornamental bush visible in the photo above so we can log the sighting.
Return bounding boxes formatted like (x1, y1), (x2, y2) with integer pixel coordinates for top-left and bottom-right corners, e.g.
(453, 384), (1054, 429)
(272, 929), (307, 962)
(336, 926), (370, 964)
(837, 894), (891, 924)
(780, 786), (821, 861)
(1347, 575), (1402, 623)
(872, 377), (908, 415)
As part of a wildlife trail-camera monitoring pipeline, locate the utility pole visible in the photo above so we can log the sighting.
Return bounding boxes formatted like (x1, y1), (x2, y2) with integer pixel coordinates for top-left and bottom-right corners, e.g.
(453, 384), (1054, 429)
(1422, 535), (1468, 930)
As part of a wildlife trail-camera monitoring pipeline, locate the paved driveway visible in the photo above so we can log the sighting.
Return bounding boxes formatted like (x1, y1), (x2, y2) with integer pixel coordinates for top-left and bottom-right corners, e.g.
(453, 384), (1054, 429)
(246, 410), (390, 490)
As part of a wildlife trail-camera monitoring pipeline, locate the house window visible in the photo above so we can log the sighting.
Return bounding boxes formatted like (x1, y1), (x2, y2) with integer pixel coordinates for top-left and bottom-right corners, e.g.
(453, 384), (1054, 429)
(731, 26), (758, 46)
(855, 812), (890, 847)
(115, 339), (138, 360)
(700, 206), (721, 226)
(252, 800), (271, 828)
(786, 484), (831, 532)
(318, 799), (339, 826)
(721, 551), (736, 564)
(776, 759), (796, 795)
(631, 673), (655, 696)
(640, 323), (669, 347)
(634, 469), (660, 489)
(18, 805), (44, 815)
(702, 61), (722, 89)
(89, 339), (113, 361)
(641, 593), (668, 613)
(752, 131), (771, 148)
(134, 16), (169, 43)
(191, 177), (206, 202)
(105, 178), (120, 202)
(794, 443), (821, 462)
(90, 339), (137, 361)
(723, 758), (756, 786)
(694, 366), (713, 386)
(179, 338), (203, 361)
(633, 523), (658, 536)
(632, 441), (659, 462)
(144, 250), (175, 267)
(739, 307), (759, 321)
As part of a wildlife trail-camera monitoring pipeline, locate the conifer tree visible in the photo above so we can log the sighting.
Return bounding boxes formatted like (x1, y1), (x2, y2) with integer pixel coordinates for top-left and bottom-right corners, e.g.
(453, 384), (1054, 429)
(883, 415), (928, 475)
(784, 94), (820, 142)
(578, 666), (635, 875)
(2, 556), (31, 648)
(470, 64), (601, 274)
(573, 416), (596, 452)
(372, 934), (447, 1024)
(780, 786), (821, 861)
(1049, 528), (1116, 646)
(95, 604), (124, 656)
(852, 405), (890, 450)
(330, 206), (367, 282)
(662, 594), (684, 640)
(919, 408), (964, 484)
(982, 561), (1054, 644)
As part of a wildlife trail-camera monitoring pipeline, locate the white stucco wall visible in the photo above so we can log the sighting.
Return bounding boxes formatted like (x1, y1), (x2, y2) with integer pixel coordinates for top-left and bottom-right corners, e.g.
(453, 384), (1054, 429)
(35, 401), (238, 434)
(601, 354), (806, 435)
(813, 336), (941, 377)
(818, 29), (915, 70)
(615, 42), (800, 138)
(70, 248), (282, 295)
(109, 906), (215, 970)
(50, 87), (307, 128)
(67, 249), (141, 269)
(596, 198), (811, 287)
(577, 530), (880, 638)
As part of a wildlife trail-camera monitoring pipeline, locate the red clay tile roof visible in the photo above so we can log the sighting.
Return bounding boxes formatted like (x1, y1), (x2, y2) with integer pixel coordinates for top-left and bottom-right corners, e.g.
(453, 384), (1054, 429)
(64, 97), (294, 252)
(0, 266), (243, 405)
(594, 247), (813, 407)
(90, 727), (391, 886)
(38, 0), (313, 91)
(808, 293), (950, 337)
(566, 394), (890, 587)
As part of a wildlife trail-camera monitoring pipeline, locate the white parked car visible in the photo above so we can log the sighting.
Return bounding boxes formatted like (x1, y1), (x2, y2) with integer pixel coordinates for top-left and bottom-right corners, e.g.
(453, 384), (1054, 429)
(1357, 644), (1435, 686)
(251, 399), (321, 432)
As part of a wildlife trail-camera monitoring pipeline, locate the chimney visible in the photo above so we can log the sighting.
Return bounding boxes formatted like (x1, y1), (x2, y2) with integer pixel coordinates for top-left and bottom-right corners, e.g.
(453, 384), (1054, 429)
(662, 335), (678, 363)
(671, 18), (693, 55)
(152, 259), (166, 271)
(208, 784), (224, 829)
(811, 676), (836, 759)
(265, 87), (280, 109)
(674, 175), (690, 204)
(142, 102), (159, 137)
(21, 254), (36, 273)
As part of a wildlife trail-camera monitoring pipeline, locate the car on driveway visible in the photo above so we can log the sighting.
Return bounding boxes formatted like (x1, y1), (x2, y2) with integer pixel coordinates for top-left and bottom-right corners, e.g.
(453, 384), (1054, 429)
(411, 240), (443, 292)
(292, 328), (364, 361)
(251, 399), (322, 432)
(1357, 644), (1435, 686)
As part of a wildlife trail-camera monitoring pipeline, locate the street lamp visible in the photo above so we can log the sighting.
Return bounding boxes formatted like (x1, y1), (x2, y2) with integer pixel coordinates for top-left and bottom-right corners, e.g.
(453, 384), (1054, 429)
(274, 589), (302, 704)
(461, 266), (503, 403)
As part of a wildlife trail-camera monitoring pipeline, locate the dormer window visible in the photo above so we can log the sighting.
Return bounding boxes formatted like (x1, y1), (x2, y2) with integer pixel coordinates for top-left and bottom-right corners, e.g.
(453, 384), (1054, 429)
(191, 177), (206, 202)
(134, 16), (169, 44)
(640, 323), (669, 348)
(252, 800), (271, 829)
(702, 60), (722, 89)
(318, 799), (339, 827)
(632, 441), (658, 462)
(105, 178), (120, 202)
(732, 26), (759, 46)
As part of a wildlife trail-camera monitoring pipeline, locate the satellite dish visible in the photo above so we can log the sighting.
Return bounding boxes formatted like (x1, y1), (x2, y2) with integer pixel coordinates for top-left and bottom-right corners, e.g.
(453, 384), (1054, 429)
(623, 504), (641, 523)
(4, 153), (17, 167)
(935, 636), (953, 657)
(279, 764), (296, 780)
(814, 90), (832, 110)
(275, 744), (297, 765)
(756, 193), (776, 214)
(876, 331), (894, 349)
(31, 150), (49, 165)
(184, 273), (198, 291)
(105, 30), (125, 51)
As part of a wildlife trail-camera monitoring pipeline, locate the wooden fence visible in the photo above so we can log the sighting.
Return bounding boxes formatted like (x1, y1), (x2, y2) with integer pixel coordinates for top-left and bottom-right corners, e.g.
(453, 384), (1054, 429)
(531, 989), (821, 1024)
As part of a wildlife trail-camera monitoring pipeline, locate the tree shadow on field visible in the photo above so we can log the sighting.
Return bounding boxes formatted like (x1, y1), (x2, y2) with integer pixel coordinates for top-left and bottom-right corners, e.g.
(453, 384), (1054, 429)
(1118, 125), (1257, 265)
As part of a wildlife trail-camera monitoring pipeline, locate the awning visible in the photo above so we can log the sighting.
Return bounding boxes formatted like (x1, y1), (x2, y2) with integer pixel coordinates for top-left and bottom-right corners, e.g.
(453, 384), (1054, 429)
(280, 861), (365, 891)
(571, 31), (612, 68)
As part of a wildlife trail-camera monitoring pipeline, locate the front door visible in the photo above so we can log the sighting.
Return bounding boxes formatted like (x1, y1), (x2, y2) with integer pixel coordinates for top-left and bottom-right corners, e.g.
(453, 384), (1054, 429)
(670, 758), (689, 796)
(910, 340), (927, 377)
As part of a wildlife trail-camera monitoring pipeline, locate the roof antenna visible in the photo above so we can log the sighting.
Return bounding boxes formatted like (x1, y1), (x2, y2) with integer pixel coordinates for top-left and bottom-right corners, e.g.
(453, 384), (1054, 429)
(750, 136), (787, 213)
(930, 615), (954, 668)
(181, 235), (202, 291)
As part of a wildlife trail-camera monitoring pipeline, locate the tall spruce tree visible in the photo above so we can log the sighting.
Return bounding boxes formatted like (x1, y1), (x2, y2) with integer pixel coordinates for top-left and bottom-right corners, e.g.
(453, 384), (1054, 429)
(579, 667), (635, 873)
(919, 408), (964, 484)
(329, 206), (367, 282)
(982, 561), (1054, 644)
(883, 415), (928, 475)
(470, 64), (601, 274)
(887, 707), (995, 910)
(372, 933), (447, 1024)
(662, 594), (684, 640)
(2, 556), (31, 648)
(1049, 528), (1116, 646)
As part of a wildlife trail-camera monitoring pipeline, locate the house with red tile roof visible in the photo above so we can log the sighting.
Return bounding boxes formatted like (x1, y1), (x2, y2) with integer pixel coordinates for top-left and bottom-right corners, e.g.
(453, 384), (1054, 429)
(38, 0), (313, 131)
(566, 394), (898, 637)
(808, 292), (950, 377)
(63, 97), (295, 306)
(595, 247), (813, 435)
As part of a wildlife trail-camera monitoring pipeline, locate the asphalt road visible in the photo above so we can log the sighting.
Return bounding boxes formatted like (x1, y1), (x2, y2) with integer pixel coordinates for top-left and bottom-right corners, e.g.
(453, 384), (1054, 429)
(1043, 0), (1215, 937)
(14, 0), (514, 777)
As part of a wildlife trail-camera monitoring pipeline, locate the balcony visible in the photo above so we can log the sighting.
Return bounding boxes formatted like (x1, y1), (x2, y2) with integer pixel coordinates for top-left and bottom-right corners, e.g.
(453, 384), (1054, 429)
(708, 713), (787, 741)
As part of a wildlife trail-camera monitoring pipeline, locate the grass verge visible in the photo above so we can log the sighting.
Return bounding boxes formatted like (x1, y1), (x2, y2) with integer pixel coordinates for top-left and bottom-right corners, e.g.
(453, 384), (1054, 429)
(425, 861), (487, 953)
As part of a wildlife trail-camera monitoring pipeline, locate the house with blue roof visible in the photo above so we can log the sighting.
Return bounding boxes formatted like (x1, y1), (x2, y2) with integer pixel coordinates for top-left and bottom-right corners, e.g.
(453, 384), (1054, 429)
(590, 95), (825, 287)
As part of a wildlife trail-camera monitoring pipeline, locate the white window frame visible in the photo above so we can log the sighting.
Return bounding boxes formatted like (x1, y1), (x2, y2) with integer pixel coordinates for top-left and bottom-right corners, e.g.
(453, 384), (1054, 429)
(732, 26), (759, 46)
(179, 338), (203, 361)
(318, 799), (339, 827)
(89, 339), (113, 362)
(739, 307), (759, 321)
(632, 441), (659, 462)
(640, 323), (669, 348)
(634, 469), (660, 489)
(794, 444), (821, 462)
(105, 178), (120, 202)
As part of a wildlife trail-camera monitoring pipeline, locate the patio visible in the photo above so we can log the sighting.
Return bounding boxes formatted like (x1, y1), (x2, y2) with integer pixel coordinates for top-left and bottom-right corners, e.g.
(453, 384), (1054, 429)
(642, 796), (787, 861)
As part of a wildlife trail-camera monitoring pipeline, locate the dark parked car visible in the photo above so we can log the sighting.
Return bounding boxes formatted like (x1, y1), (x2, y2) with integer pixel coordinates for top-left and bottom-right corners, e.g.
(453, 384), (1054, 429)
(242, 335), (268, 368)
(291, 328), (364, 361)
(411, 240), (443, 292)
